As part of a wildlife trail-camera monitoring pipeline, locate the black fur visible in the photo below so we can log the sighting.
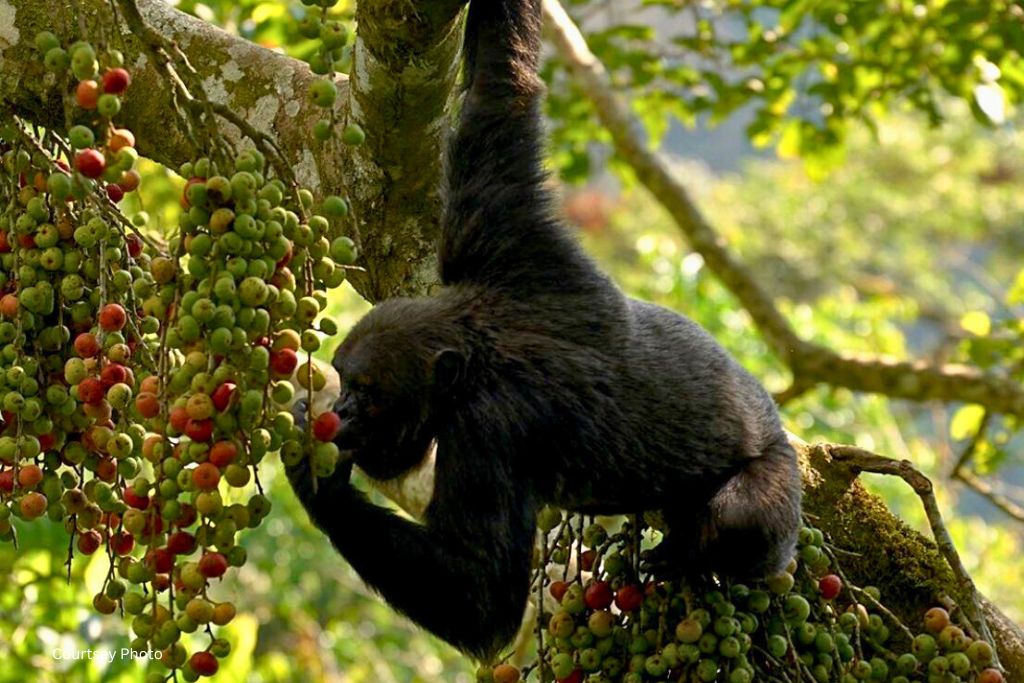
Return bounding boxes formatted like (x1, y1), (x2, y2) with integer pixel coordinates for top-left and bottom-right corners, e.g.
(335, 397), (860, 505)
(286, 0), (801, 659)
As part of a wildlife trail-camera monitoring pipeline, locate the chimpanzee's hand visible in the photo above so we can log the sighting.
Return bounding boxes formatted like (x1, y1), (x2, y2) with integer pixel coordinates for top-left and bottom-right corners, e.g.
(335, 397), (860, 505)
(291, 397), (309, 430)
(283, 398), (355, 510)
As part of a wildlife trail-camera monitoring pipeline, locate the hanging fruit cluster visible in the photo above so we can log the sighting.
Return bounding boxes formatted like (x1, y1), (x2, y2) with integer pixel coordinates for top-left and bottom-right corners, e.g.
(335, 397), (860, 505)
(294, 0), (365, 145)
(168, 147), (358, 511)
(0, 26), (360, 681)
(476, 514), (1006, 683)
(35, 30), (140, 204)
(0, 35), (149, 546)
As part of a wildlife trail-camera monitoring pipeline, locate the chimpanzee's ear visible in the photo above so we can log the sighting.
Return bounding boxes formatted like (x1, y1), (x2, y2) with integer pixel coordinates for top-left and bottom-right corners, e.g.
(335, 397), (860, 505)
(432, 348), (466, 389)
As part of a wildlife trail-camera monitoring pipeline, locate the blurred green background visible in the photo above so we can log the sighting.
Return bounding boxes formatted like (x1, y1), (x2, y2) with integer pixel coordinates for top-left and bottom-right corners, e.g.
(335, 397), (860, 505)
(3, 0), (1023, 680)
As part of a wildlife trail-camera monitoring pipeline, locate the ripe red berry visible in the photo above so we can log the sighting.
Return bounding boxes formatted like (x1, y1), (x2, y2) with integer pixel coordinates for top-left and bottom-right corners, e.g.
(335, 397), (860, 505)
(977, 668), (1005, 683)
(185, 418), (213, 442)
(189, 651), (219, 677)
(580, 548), (597, 572)
(123, 487), (150, 510)
(109, 530), (135, 555)
(98, 303), (127, 331)
(199, 552), (228, 578)
(74, 148), (106, 179)
(78, 377), (105, 405)
(0, 470), (14, 493)
(614, 584), (644, 612)
(818, 574), (842, 600)
(176, 503), (198, 529)
(38, 433), (55, 451)
(312, 412), (342, 442)
(19, 492), (47, 519)
(76, 80), (100, 109)
(18, 464), (43, 488)
(125, 233), (143, 257)
(168, 405), (190, 433)
(493, 664), (521, 683)
(119, 169), (141, 192)
(95, 457), (118, 482)
(549, 580), (570, 602)
(556, 670), (582, 683)
(0, 294), (19, 318)
(211, 382), (236, 412)
(74, 332), (101, 358)
(146, 548), (175, 574)
(106, 183), (124, 203)
(208, 441), (238, 467)
(100, 363), (128, 387)
(108, 128), (135, 152)
(269, 348), (298, 377)
(924, 606), (951, 634)
(191, 462), (220, 491)
(167, 531), (196, 555)
(77, 529), (102, 554)
(135, 392), (160, 419)
(101, 68), (131, 95)
(584, 580), (614, 610)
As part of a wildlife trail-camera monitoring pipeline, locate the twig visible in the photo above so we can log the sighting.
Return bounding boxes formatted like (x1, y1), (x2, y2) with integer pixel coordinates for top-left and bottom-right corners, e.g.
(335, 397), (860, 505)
(948, 411), (1024, 523)
(828, 445), (1001, 669)
(952, 410), (992, 473)
(773, 378), (815, 406)
(953, 469), (1024, 523)
(848, 585), (915, 644)
(815, 534), (916, 645)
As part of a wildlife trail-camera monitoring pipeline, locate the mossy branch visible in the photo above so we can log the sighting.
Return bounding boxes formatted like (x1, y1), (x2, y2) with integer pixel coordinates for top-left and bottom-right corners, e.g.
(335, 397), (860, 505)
(0, 0), (466, 300)
(801, 441), (1024, 678)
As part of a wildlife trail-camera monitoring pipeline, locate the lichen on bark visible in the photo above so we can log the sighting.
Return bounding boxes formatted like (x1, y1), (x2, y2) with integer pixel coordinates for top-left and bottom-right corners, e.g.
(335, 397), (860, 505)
(0, 0), (466, 300)
(800, 443), (1024, 677)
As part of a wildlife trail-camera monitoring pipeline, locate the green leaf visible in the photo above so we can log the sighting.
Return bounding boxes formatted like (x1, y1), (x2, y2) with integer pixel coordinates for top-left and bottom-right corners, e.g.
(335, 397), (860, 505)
(960, 310), (991, 337)
(1008, 269), (1024, 305)
(950, 404), (985, 441)
(776, 119), (803, 160)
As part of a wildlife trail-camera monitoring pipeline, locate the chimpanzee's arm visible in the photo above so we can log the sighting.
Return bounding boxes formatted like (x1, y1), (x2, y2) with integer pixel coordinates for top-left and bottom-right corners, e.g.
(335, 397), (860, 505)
(285, 431), (536, 660)
(440, 0), (602, 294)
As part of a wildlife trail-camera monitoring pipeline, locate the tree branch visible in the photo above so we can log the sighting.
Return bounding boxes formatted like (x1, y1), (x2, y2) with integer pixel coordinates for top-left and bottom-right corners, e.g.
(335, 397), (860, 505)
(0, 0), (466, 300)
(803, 441), (1023, 678)
(945, 411), (1024, 523)
(828, 444), (998, 663)
(342, 0), (465, 299)
(953, 468), (1024, 523)
(541, 0), (1024, 419)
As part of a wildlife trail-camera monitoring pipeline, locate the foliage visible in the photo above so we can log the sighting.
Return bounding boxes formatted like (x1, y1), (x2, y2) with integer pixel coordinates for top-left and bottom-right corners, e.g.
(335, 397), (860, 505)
(547, 0), (1024, 180)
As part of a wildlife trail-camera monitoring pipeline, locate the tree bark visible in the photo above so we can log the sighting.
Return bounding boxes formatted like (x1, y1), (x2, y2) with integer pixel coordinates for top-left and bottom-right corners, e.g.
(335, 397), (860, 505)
(800, 443), (1023, 677)
(0, 0), (466, 300)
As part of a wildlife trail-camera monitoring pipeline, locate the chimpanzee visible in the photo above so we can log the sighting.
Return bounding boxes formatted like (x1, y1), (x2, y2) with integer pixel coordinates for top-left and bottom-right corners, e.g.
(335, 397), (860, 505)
(285, 0), (801, 659)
